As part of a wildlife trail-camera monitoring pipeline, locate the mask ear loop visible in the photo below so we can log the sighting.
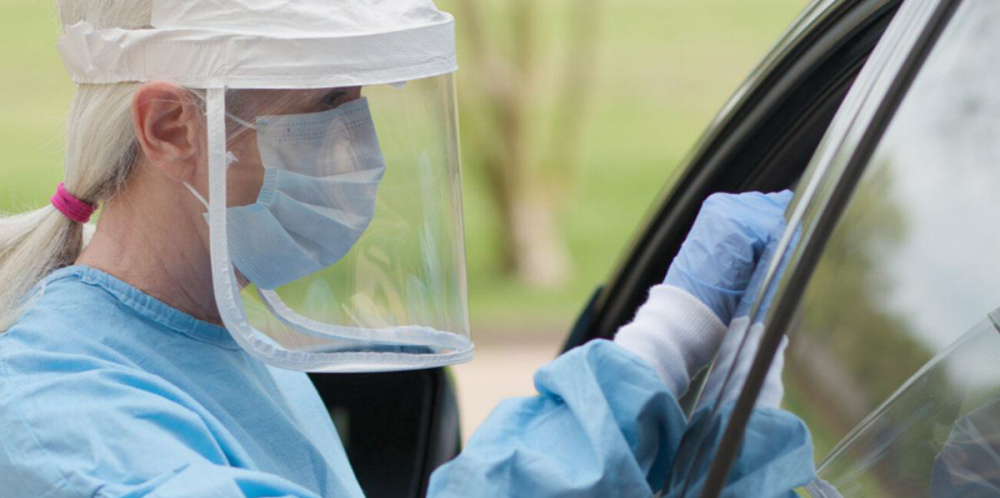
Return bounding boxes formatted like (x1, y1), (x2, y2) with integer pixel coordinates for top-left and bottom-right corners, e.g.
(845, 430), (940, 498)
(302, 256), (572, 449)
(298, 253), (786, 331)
(205, 88), (270, 357)
(227, 113), (257, 131)
(182, 88), (241, 210)
(183, 151), (239, 211)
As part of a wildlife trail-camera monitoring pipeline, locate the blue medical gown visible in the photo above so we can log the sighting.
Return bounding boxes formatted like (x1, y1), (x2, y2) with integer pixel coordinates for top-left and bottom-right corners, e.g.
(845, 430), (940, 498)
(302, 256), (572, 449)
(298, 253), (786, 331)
(0, 266), (812, 497)
(660, 404), (815, 498)
(0, 266), (362, 497)
(428, 335), (689, 496)
(429, 371), (815, 497)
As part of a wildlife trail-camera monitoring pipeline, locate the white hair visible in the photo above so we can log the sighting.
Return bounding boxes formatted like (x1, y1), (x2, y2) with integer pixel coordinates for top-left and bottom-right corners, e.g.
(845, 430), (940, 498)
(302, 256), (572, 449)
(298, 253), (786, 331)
(0, 0), (152, 331)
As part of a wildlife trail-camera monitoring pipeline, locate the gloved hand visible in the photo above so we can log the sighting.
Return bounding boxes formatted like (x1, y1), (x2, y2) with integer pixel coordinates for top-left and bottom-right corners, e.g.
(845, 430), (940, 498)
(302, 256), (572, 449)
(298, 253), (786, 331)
(615, 190), (793, 398)
(696, 215), (801, 411)
(733, 220), (801, 322)
(664, 190), (793, 326)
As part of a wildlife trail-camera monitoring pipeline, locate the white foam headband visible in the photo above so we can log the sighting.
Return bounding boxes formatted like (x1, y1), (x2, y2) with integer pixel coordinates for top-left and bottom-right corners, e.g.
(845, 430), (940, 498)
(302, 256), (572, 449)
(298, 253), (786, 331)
(58, 18), (457, 89)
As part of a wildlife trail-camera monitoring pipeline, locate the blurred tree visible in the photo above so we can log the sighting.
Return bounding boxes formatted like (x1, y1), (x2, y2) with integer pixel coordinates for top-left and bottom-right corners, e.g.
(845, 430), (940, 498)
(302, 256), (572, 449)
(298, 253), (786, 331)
(447, 0), (601, 287)
(796, 164), (923, 408)
(787, 163), (955, 495)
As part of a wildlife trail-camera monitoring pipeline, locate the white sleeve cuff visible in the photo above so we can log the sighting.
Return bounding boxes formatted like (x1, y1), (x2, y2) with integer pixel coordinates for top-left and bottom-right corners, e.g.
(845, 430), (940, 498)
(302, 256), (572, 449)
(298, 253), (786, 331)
(697, 317), (788, 410)
(614, 284), (727, 397)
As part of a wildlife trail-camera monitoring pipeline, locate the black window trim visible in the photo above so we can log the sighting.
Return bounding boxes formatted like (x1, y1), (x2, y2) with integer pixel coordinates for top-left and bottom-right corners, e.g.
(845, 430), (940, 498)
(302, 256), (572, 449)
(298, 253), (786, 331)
(696, 0), (965, 495)
(563, 0), (903, 355)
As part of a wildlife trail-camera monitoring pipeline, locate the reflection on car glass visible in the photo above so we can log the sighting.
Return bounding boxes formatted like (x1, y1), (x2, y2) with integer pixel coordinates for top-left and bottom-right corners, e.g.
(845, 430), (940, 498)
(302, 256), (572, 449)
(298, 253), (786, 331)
(804, 310), (1000, 497)
(784, 1), (1000, 496)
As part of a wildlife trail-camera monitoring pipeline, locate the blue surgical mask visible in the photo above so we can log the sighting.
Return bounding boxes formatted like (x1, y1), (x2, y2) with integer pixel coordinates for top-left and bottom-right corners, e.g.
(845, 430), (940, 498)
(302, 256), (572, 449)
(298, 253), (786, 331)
(188, 97), (387, 290)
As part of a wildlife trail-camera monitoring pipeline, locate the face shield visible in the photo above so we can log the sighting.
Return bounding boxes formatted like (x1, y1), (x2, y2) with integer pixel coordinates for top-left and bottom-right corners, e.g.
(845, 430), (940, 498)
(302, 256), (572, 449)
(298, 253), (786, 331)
(58, 0), (473, 372)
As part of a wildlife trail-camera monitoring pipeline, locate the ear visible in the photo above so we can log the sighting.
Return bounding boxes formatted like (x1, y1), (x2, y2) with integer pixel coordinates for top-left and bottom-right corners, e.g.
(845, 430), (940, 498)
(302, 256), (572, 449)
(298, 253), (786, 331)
(132, 82), (204, 184)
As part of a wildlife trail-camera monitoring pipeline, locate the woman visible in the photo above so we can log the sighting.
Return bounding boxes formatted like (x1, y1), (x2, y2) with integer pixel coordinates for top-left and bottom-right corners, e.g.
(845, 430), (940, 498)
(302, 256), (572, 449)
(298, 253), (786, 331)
(0, 0), (812, 496)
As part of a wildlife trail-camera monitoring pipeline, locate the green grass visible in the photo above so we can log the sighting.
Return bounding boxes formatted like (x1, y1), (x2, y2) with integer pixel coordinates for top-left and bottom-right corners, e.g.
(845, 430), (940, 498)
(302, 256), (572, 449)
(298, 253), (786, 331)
(0, 0), (809, 337)
(459, 0), (810, 334)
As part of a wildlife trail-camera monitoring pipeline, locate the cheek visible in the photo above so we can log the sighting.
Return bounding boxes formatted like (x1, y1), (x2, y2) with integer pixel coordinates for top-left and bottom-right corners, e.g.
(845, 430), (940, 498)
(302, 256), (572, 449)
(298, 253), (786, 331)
(226, 137), (265, 207)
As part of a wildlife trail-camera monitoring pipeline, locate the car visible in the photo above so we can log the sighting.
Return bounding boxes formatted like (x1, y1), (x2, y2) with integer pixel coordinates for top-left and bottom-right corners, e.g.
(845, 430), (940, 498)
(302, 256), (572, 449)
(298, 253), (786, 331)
(310, 0), (1000, 495)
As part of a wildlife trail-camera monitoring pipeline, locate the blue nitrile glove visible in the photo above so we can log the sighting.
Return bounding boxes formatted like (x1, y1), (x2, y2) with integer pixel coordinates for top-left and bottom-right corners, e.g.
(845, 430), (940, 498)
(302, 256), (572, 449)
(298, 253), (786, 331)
(664, 191), (793, 325)
(696, 210), (801, 412)
(732, 220), (801, 323)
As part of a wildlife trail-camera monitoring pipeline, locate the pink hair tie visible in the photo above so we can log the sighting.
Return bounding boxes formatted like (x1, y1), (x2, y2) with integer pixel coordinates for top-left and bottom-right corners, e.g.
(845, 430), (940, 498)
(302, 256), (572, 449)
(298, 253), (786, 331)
(51, 182), (97, 224)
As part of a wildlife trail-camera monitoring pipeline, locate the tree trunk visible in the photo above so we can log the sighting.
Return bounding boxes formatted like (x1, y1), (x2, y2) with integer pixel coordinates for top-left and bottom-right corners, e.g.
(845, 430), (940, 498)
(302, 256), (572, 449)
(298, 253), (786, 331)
(507, 186), (569, 286)
(453, 0), (598, 288)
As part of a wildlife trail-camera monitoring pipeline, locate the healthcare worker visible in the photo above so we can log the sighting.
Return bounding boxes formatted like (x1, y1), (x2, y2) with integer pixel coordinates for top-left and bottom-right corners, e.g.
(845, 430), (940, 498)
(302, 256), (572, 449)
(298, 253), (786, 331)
(0, 0), (813, 496)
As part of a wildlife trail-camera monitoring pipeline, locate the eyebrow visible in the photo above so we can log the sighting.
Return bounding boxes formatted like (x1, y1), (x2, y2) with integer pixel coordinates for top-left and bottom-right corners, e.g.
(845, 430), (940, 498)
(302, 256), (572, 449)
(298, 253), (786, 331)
(321, 89), (348, 104)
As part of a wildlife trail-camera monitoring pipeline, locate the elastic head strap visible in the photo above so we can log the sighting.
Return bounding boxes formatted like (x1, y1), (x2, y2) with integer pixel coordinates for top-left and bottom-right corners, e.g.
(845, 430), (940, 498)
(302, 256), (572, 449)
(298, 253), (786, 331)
(50, 182), (96, 223)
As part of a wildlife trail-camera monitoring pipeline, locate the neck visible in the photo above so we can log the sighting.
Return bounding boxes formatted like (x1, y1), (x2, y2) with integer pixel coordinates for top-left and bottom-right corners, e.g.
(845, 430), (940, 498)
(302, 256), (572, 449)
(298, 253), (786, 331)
(76, 177), (221, 325)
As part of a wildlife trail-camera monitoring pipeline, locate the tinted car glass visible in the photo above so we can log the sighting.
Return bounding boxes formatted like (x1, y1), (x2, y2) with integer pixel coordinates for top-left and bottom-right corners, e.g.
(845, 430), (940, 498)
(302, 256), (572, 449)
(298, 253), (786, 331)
(667, 0), (968, 494)
(791, 0), (1000, 494)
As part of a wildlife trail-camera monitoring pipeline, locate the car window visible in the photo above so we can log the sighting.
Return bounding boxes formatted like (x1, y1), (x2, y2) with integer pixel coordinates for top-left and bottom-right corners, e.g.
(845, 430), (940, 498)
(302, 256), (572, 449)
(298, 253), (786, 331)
(575, 0), (901, 355)
(805, 314), (1000, 496)
(666, 0), (979, 495)
(790, 0), (1000, 494)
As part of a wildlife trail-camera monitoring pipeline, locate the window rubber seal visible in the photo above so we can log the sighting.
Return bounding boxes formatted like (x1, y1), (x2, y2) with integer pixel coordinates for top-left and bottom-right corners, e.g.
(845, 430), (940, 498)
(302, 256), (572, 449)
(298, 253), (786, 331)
(696, 0), (965, 496)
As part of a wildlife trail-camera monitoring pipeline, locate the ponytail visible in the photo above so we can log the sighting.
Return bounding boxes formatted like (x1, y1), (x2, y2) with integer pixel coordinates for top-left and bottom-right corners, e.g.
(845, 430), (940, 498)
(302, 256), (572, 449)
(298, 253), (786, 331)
(0, 209), (82, 330)
(0, 0), (152, 331)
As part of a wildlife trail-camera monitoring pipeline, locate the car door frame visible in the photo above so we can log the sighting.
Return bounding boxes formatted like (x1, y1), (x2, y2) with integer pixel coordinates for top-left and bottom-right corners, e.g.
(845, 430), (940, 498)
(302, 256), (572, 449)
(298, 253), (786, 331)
(692, 0), (965, 494)
(311, 1), (907, 496)
(562, 0), (903, 362)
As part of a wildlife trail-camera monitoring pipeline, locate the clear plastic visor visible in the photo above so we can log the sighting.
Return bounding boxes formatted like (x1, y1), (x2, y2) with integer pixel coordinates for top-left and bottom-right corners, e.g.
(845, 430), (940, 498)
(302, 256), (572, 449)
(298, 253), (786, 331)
(202, 74), (471, 373)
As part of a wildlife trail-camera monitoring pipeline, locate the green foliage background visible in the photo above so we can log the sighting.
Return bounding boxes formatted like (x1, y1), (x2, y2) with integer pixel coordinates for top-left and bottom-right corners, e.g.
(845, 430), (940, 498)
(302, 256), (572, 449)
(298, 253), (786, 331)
(0, 0), (809, 337)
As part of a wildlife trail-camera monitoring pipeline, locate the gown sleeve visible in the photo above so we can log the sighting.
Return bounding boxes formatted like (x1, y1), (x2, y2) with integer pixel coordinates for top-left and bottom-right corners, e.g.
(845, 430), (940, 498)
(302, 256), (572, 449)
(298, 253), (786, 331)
(663, 404), (815, 498)
(427, 339), (689, 497)
(0, 356), (324, 498)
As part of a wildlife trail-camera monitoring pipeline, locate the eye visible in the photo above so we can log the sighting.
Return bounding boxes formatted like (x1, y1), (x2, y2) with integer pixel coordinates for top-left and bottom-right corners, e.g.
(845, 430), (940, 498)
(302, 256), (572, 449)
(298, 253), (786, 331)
(320, 90), (347, 109)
